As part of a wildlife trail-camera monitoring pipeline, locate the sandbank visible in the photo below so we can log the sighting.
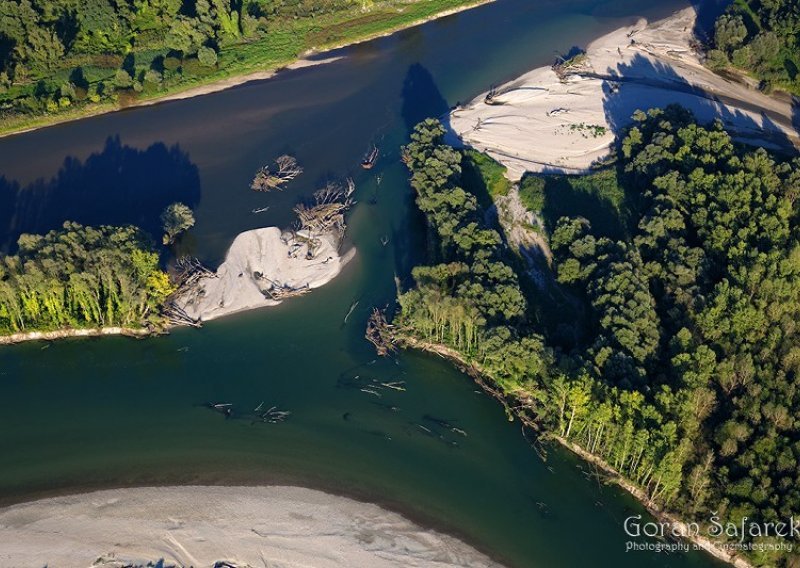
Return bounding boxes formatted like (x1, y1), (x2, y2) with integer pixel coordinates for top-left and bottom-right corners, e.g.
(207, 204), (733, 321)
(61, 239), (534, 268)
(450, 7), (799, 179)
(174, 227), (355, 322)
(0, 485), (501, 568)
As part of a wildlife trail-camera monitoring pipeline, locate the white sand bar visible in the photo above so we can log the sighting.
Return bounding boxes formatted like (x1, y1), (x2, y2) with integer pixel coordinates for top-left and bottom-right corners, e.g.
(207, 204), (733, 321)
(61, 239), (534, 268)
(175, 227), (355, 322)
(450, 7), (799, 179)
(0, 485), (502, 568)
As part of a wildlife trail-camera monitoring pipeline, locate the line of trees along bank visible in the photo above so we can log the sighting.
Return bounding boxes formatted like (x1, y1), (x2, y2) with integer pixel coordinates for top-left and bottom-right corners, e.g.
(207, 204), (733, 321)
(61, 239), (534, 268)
(0, 222), (173, 333)
(0, 0), (355, 117)
(399, 113), (800, 564)
(0, 0), (479, 130)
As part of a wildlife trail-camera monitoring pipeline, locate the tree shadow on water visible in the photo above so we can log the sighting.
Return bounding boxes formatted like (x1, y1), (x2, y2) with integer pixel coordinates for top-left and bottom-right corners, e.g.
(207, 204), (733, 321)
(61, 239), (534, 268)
(400, 63), (450, 134)
(394, 63), (452, 290)
(686, 0), (730, 44)
(0, 137), (201, 251)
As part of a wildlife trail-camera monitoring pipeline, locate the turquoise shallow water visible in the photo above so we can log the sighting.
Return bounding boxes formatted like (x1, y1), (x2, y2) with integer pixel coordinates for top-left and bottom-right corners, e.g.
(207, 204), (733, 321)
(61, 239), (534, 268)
(0, 1), (725, 566)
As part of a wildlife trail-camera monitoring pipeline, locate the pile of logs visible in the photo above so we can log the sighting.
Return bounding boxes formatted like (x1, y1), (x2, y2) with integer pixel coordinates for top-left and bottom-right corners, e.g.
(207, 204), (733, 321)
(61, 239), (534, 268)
(365, 308), (396, 356)
(263, 279), (310, 300)
(251, 155), (303, 191)
(163, 256), (216, 327)
(292, 178), (355, 257)
(294, 179), (354, 235)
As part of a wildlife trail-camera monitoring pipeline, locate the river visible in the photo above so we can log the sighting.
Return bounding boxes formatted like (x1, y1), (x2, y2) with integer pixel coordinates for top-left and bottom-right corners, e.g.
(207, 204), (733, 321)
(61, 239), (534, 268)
(0, 1), (725, 566)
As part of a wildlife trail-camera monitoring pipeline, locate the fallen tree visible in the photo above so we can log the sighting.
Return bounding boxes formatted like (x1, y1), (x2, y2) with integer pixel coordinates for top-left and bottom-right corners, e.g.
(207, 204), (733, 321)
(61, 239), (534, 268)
(251, 155), (303, 191)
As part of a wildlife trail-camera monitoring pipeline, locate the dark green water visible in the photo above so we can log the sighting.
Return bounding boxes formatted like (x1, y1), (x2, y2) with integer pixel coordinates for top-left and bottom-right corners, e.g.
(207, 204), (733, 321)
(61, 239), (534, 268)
(0, 1), (726, 566)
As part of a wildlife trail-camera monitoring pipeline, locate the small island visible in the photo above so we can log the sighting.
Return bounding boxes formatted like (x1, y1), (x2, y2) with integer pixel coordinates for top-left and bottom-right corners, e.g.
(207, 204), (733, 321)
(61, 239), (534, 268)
(172, 226), (354, 322)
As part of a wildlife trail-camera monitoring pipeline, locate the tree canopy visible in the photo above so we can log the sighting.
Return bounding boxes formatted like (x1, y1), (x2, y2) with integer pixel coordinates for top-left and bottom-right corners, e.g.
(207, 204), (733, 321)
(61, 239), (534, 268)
(400, 110), (800, 563)
(0, 0), (480, 131)
(708, 0), (800, 94)
(161, 201), (195, 244)
(0, 222), (173, 333)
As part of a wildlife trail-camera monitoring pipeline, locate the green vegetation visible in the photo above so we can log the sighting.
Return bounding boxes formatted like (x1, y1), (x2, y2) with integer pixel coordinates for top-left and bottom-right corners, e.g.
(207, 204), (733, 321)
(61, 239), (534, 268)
(461, 149), (510, 199)
(0, 0), (486, 135)
(400, 109), (800, 564)
(567, 122), (607, 138)
(161, 202), (195, 245)
(397, 119), (544, 390)
(518, 168), (627, 239)
(708, 0), (800, 94)
(0, 222), (174, 334)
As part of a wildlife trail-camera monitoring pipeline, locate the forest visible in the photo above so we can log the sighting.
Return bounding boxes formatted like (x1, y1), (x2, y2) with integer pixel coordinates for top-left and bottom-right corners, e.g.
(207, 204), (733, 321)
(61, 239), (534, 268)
(0, 0), (480, 132)
(0, 222), (174, 333)
(399, 112), (800, 565)
(709, 0), (800, 94)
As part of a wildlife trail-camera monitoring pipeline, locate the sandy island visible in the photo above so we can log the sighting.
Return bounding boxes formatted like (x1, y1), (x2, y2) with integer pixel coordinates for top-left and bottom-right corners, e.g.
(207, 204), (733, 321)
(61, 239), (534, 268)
(450, 7), (799, 179)
(174, 227), (355, 322)
(0, 485), (502, 568)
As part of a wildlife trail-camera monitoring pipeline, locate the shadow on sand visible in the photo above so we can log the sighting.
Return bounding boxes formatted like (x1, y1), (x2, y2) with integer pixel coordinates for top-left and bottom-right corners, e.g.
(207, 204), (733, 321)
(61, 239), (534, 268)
(601, 53), (795, 153)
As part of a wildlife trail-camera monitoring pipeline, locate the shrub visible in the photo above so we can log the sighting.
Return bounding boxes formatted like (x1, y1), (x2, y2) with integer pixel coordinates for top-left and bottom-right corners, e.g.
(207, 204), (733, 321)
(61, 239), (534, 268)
(144, 69), (163, 85)
(163, 56), (181, 71)
(519, 176), (546, 211)
(114, 68), (133, 88)
(197, 46), (218, 67)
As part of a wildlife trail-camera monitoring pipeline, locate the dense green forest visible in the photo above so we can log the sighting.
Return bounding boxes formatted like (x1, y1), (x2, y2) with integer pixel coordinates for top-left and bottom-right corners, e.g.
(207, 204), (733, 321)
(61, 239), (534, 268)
(399, 112), (800, 564)
(709, 0), (800, 94)
(0, 222), (173, 333)
(0, 0), (480, 133)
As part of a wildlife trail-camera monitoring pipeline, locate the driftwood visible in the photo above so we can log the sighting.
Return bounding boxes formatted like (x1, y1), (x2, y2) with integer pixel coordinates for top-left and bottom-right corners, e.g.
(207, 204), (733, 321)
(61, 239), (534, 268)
(164, 302), (202, 327)
(174, 256), (215, 285)
(292, 178), (355, 257)
(205, 401), (291, 424)
(336, 373), (406, 394)
(263, 278), (310, 300)
(164, 256), (215, 327)
(400, 147), (412, 166)
(361, 146), (379, 169)
(484, 84), (501, 105)
(365, 308), (396, 356)
(251, 155), (303, 191)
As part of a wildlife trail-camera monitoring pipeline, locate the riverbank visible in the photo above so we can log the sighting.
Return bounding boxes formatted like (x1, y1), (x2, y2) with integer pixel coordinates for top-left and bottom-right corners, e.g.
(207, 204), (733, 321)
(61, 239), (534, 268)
(0, 326), (152, 346)
(0, 225), (354, 344)
(449, 6), (798, 179)
(0, 485), (501, 568)
(0, 0), (494, 140)
(396, 334), (752, 568)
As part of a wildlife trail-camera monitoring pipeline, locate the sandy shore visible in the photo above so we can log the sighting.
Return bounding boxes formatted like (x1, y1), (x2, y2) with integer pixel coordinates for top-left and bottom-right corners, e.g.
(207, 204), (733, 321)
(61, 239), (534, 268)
(135, 55), (345, 107)
(450, 7), (798, 179)
(0, 485), (501, 568)
(0, 326), (151, 345)
(175, 227), (355, 322)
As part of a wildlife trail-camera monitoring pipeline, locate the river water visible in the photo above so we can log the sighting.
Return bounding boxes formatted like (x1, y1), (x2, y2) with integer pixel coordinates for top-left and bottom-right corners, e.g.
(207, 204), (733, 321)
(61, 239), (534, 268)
(0, 1), (725, 566)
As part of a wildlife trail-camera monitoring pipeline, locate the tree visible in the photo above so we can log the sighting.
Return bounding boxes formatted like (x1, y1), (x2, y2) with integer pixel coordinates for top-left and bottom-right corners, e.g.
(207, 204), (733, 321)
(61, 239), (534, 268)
(714, 14), (747, 53)
(197, 45), (217, 67)
(160, 202), (195, 244)
(113, 68), (132, 88)
(0, 222), (172, 333)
